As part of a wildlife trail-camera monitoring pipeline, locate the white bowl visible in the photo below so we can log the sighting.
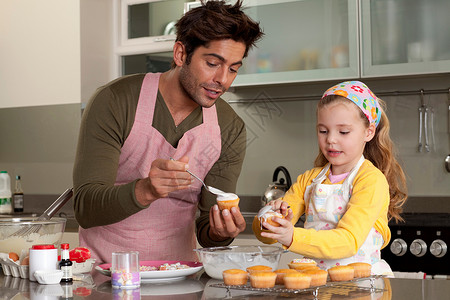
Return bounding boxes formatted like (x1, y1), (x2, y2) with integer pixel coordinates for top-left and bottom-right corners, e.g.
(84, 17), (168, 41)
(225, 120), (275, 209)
(34, 269), (63, 285)
(194, 245), (285, 280)
(73, 258), (96, 274)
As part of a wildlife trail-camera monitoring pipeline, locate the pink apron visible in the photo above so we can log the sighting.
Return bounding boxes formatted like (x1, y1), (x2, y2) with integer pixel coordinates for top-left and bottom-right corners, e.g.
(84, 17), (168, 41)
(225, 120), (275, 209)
(303, 155), (393, 276)
(79, 73), (221, 264)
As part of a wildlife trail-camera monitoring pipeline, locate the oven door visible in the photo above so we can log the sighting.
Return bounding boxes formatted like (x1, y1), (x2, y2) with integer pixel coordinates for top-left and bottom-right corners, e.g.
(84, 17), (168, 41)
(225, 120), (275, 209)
(381, 213), (450, 277)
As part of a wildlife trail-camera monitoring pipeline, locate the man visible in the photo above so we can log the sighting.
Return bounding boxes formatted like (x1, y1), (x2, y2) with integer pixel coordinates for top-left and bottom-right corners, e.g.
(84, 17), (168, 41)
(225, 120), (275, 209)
(73, 0), (263, 263)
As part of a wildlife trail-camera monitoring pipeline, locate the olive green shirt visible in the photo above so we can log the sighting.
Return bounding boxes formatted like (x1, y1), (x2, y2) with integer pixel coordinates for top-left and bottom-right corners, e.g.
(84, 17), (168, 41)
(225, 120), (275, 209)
(73, 74), (246, 247)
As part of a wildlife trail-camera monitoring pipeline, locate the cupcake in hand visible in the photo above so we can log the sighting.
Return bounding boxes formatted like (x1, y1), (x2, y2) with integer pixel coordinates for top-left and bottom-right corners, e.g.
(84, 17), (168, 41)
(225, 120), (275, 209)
(257, 206), (285, 229)
(216, 193), (240, 211)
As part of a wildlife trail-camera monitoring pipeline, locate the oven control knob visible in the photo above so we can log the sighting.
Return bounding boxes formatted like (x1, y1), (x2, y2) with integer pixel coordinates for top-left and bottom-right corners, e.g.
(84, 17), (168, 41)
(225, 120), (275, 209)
(410, 239), (427, 257)
(430, 239), (447, 258)
(390, 238), (407, 256)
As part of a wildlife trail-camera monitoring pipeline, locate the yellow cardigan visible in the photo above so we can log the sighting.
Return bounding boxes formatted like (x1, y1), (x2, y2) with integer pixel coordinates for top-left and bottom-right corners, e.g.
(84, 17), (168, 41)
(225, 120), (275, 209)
(253, 160), (391, 260)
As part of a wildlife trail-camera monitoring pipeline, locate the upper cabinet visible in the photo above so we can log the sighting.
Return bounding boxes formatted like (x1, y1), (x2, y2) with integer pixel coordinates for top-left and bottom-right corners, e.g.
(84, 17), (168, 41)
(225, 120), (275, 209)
(360, 0), (450, 77)
(0, 0), (81, 108)
(0, 0), (112, 108)
(116, 0), (450, 85)
(118, 0), (359, 81)
(233, 0), (359, 86)
(116, 0), (184, 53)
(115, 0), (192, 76)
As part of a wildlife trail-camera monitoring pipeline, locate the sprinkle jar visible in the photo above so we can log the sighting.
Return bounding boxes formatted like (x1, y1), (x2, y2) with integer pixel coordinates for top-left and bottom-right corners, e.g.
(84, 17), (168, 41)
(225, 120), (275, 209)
(111, 251), (140, 289)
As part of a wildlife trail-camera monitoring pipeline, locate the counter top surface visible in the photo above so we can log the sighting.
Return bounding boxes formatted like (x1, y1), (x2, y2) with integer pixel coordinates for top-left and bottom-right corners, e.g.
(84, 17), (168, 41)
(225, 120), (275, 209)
(1, 270), (450, 299)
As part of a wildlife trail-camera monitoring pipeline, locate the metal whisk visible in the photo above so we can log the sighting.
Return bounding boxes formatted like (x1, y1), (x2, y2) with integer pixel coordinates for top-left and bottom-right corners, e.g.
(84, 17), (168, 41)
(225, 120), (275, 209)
(10, 188), (73, 237)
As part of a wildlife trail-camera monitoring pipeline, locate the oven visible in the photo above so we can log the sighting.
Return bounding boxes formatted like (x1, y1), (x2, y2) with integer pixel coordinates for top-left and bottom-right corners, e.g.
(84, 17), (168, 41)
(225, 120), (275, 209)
(381, 213), (450, 278)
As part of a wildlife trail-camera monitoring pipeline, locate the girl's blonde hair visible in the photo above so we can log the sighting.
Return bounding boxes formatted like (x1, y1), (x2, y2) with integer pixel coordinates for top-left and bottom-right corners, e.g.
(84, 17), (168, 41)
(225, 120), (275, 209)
(314, 95), (407, 222)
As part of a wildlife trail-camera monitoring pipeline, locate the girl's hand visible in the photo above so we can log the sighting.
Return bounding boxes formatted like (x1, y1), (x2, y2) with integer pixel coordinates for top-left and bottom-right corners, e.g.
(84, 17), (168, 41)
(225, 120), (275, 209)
(267, 199), (291, 219)
(260, 208), (294, 247)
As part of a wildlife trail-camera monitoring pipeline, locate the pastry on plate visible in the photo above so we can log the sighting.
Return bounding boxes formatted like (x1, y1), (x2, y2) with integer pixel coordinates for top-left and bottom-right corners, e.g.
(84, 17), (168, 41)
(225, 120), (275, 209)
(347, 262), (371, 278)
(246, 265), (272, 274)
(222, 269), (248, 286)
(301, 269), (328, 286)
(249, 271), (277, 288)
(328, 265), (355, 281)
(283, 272), (312, 289)
(274, 268), (298, 285)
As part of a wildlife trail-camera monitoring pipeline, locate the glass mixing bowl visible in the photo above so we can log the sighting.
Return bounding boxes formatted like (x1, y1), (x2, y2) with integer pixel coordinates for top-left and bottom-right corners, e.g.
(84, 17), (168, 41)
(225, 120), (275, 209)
(0, 217), (66, 257)
(194, 245), (285, 280)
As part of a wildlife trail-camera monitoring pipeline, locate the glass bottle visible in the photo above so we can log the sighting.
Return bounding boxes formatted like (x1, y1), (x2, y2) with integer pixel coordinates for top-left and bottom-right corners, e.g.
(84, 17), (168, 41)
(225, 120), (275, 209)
(0, 171), (12, 214)
(59, 243), (73, 283)
(13, 175), (24, 213)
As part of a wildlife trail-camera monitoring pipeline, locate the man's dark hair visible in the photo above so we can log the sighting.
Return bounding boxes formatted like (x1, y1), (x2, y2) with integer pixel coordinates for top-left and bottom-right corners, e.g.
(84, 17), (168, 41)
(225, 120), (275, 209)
(172, 0), (263, 67)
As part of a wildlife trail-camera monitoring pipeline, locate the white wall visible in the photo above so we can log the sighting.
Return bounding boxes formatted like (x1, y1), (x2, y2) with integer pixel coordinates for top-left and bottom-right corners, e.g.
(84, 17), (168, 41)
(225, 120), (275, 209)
(0, 0), (81, 108)
(225, 75), (450, 197)
(80, 0), (114, 103)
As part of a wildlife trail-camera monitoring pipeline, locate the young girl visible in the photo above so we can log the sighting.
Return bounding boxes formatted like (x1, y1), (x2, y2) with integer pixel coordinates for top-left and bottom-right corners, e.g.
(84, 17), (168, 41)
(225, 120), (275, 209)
(253, 81), (407, 275)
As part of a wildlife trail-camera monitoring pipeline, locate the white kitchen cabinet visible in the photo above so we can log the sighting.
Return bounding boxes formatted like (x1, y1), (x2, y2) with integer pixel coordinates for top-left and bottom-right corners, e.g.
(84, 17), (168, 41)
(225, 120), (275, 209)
(115, 0), (193, 75)
(117, 0), (359, 81)
(0, 0), (112, 108)
(233, 0), (359, 86)
(361, 0), (450, 77)
(117, 0), (450, 84)
(116, 0), (185, 51)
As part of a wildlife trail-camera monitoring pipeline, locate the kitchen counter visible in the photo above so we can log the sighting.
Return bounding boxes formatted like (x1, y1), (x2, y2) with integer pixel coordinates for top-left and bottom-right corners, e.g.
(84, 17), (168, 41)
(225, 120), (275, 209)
(1, 270), (450, 299)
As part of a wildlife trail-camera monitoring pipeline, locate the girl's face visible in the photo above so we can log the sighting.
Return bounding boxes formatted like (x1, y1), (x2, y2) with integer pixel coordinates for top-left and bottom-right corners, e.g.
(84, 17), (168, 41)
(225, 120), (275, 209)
(317, 100), (375, 175)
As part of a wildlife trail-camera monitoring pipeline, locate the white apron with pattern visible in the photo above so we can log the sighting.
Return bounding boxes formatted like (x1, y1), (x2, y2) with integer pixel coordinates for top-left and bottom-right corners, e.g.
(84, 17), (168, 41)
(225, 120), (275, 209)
(303, 155), (392, 275)
(79, 73), (221, 263)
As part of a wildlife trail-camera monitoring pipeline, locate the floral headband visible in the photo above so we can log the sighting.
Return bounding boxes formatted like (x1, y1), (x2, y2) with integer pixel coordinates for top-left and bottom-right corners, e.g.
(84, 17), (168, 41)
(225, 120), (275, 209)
(321, 81), (381, 127)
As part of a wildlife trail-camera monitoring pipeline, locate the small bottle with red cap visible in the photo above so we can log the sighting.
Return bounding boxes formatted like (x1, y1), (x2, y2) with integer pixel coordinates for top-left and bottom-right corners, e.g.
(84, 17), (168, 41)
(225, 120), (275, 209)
(59, 243), (73, 283)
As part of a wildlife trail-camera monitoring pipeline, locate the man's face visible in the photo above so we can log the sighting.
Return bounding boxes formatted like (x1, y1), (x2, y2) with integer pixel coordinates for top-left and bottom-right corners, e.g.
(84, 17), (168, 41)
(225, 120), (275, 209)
(179, 39), (246, 108)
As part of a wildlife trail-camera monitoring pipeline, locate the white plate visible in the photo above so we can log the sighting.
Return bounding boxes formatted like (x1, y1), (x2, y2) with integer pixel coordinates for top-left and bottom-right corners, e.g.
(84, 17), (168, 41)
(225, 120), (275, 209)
(97, 278), (204, 296)
(95, 260), (203, 283)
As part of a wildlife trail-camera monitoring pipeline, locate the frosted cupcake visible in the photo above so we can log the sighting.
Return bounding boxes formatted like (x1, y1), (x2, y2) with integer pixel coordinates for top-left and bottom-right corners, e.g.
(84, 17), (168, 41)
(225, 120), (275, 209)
(260, 210), (284, 227)
(216, 192), (240, 211)
(288, 258), (317, 270)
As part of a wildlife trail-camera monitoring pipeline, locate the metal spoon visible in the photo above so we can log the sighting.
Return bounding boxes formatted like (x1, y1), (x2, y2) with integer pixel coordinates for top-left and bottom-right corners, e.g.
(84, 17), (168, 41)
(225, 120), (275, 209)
(169, 157), (227, 196)
(186, 170), (229, 196)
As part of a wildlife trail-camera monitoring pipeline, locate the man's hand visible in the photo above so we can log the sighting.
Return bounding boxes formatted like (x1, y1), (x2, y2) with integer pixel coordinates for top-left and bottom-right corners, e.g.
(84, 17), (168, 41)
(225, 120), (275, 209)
(208, 205), (246, 241)
(135, 156), (193, 205)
